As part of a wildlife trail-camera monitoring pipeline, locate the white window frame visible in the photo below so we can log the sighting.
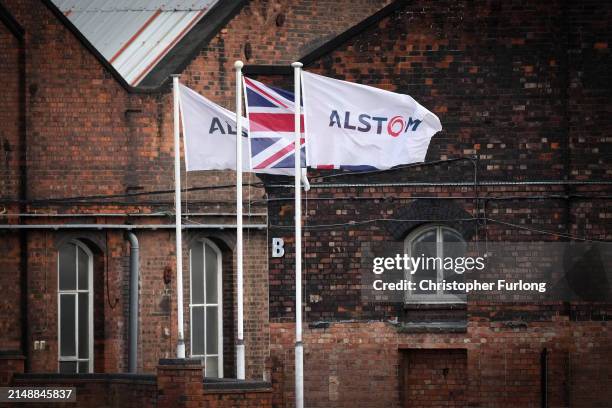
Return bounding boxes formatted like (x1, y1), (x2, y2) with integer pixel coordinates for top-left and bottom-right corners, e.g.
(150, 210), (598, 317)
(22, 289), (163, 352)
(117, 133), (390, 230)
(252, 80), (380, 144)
(189, 238), (224, 378)
(404, 225), (467, 304)
(57, 240), (94, 373)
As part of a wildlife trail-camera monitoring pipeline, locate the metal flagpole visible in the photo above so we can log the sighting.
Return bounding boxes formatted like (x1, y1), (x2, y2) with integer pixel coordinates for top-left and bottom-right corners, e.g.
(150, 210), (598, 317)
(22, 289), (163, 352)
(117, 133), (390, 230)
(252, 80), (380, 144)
(172, 75), (186, 358)
(291, 61), (304, 408)
(234, 61), (246, 379)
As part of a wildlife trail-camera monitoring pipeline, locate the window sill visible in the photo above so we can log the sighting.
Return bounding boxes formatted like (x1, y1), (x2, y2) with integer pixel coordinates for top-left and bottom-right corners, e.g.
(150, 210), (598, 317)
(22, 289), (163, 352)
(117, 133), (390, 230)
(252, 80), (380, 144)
(403, 302), (467, 311)
(396, 321), (467, 333)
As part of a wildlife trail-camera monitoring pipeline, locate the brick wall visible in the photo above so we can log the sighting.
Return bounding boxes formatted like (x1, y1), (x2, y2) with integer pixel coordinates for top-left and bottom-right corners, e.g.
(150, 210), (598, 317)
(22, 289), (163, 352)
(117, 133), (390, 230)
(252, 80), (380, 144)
(11, 360), (273, 408)
(262, 1), (611, 407)
(269, 305), (611, 407)
(0, 353), (24, 386)
(0, 0), (393, 379)
(0, 4), (23, 354)
(203, 389), (273, 408)
(401, 349), (467, 408)
(181, 0), (391, 108)
(1, 0), (610, 406)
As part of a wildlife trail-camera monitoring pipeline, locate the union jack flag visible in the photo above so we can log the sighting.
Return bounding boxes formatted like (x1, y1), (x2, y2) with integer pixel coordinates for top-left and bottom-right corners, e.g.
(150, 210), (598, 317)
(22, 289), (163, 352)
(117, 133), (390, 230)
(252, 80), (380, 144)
(244, 77), (306, 169)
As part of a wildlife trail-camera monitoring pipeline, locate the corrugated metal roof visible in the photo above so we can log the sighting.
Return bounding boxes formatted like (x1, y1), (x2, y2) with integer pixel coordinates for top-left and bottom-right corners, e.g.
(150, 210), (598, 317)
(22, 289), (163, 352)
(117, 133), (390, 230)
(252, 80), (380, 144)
(54, 0), (218, 86)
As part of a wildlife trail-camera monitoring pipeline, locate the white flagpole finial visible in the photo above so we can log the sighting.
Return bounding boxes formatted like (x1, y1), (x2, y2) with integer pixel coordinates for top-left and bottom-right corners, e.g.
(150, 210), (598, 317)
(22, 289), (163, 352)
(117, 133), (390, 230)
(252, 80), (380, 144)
(235, 60), (244, 69)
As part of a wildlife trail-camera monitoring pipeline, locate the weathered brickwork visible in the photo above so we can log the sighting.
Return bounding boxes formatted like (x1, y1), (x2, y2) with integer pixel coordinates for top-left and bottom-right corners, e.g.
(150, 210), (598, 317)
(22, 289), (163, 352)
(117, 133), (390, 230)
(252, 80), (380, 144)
(401, 349), (467, 407)
(270, 307), (611, 408)
(0, 0), (390, 386)
(0, 6), (22, 354)
(181, 0), (391, 108)
(1, 0), (611, 407)
(11, 361), (273, 407)
(262, 1), (612, 407)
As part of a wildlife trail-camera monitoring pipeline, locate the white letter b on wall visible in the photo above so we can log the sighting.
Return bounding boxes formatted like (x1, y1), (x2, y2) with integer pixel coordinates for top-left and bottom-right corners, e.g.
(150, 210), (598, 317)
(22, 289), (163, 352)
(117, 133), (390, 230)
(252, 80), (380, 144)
(272, 238), (285, 258)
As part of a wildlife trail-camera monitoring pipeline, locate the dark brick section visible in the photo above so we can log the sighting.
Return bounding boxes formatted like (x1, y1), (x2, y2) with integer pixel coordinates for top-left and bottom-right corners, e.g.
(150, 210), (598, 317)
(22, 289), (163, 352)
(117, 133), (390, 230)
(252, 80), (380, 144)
(0, 352), (24, 387)
(263, 0), (612, 321)
(386, 199), (476, 240)
(12, 364), (272, 408)
(262, 1), (611, 407)
(12, 373), (157, 408)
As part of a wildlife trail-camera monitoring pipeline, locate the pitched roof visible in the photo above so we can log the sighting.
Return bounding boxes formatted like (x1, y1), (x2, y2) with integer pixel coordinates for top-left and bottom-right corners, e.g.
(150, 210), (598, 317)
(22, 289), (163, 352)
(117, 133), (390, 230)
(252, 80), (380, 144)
(53, 0), (218, 86)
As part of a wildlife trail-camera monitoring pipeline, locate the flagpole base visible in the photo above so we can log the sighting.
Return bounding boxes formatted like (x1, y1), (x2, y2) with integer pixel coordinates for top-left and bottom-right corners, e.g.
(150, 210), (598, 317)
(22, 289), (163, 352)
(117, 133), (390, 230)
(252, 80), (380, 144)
(236, 342), (246, 379)
(176, 338), (185, 359)
(295, 341), (304, 408)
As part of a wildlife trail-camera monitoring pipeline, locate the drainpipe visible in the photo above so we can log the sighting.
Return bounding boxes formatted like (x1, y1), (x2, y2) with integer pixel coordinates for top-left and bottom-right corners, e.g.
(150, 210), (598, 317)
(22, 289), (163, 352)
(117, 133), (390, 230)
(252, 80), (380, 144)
(15, 13), (28, 372)
(126, 232), (139, 373)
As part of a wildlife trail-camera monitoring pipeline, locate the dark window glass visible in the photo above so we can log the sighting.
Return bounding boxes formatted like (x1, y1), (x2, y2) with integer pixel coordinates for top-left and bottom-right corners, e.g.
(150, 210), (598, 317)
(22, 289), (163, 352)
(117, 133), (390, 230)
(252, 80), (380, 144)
(192, 306), (205, 356)
(411, 230), (437, 294)
(77, 247), (89, 290)
(59, 245), (76, 291)
(442, 229), (466, 294)
(59, 361), (77, 374)
(205, 244), (218, 304)
(78, 361), (89, 374)
(191, 245), (204, 305)
(206, 306), (218, 354)
(60, 294), (76, 357)
(78, 293), (88, 359)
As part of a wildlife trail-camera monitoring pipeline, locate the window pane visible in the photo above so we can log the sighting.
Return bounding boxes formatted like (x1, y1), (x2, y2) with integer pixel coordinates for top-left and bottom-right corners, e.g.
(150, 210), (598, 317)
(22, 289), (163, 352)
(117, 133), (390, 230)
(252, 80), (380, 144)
(59, 361), (77, 374)
(205, 356), (218, 378)
(191, 245), (204, 305)
(77, 247), (89, 290)
(78, 293), (89, 359)
(78, 361), (89, 374)
(59, 244), (77, 291)
(442, 229), (467, 294)
(60, 294), (76, 357)
(192, 306), (205, 356)
(411, 230), (437, 294)
(206, 306), (218, 354)
(205, 244), (218, 304)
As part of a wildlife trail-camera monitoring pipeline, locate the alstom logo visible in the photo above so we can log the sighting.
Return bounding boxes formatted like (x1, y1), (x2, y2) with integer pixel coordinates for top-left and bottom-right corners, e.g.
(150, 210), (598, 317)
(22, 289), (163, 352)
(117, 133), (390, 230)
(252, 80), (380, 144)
(328, 110), (422, 137)
(209, 117), (248, 137)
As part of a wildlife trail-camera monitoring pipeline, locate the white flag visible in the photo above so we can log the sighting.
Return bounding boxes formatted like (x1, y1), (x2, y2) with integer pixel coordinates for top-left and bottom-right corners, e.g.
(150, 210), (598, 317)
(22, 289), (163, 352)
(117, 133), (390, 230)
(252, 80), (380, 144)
(302, 72), (442, 169)
(179, 84), (294, 177)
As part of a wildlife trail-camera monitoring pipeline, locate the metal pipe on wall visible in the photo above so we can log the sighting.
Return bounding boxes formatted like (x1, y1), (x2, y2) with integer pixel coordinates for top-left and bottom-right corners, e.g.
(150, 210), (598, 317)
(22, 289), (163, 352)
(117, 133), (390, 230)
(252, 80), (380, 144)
(126, 232), (140, 373)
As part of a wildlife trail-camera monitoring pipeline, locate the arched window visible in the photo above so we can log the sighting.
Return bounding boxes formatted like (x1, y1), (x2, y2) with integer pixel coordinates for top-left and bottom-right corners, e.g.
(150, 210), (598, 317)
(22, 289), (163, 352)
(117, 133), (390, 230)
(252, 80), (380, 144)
(404, 225), (466, 303)
(58, 240), (93, 373)
(189, 239), (223, 378)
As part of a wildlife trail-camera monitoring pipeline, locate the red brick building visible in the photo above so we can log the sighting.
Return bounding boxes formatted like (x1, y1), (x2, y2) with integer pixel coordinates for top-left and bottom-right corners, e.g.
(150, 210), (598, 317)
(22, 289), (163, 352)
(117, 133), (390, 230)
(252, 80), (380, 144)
(1, 0), (611, 407)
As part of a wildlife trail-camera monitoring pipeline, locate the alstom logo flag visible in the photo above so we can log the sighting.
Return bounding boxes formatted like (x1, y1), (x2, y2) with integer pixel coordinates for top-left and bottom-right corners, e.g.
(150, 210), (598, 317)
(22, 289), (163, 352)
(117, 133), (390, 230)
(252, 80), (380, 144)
(301, 71), (442, 169)
(179, 84), (250, 171)
(179, 84), (291, 175)
(244, 77), (306, 169)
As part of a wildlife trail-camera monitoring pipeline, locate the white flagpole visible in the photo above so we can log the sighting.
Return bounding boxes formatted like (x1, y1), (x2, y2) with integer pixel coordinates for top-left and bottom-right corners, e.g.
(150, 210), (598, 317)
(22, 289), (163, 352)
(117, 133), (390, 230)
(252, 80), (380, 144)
(291, 61), (304, 408)
(234, 61), (246, 380)
(172, 75), (186, 358)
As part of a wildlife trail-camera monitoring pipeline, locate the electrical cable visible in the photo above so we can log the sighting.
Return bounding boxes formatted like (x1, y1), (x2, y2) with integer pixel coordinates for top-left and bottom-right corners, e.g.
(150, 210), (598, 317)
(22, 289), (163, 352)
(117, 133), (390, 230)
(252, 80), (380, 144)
(269, 216), (609, 242)
(309, 157), (472, 180)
